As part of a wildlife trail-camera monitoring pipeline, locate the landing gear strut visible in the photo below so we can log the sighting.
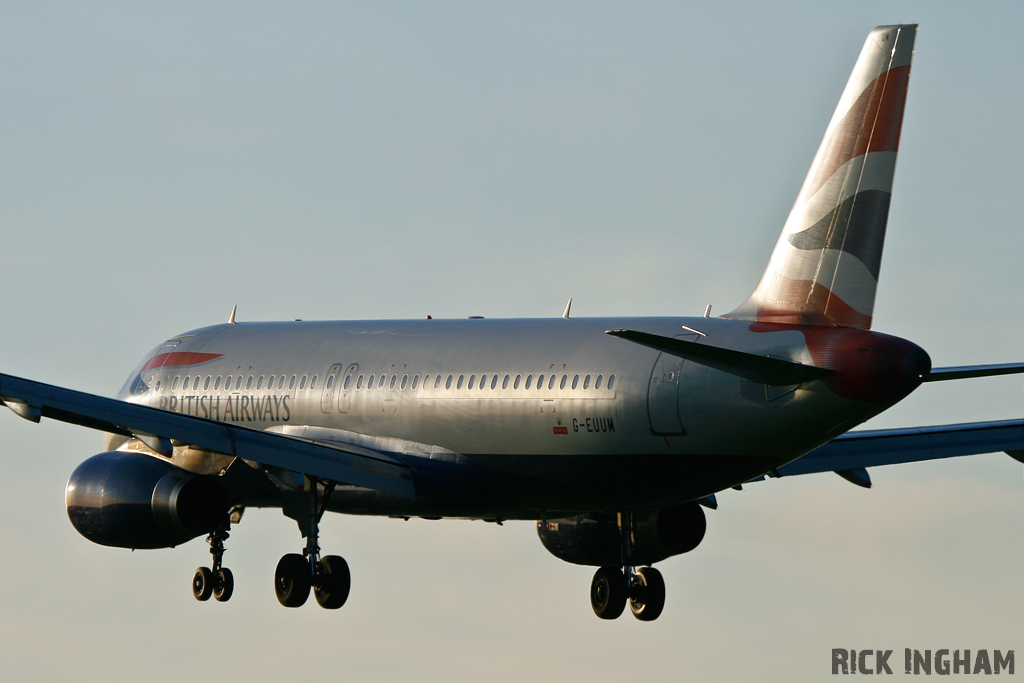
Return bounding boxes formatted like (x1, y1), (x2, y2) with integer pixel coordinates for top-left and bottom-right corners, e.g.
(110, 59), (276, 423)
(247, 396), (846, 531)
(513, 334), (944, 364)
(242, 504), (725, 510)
(193, 524), (234, 603)
(589, 511), (666, 621)
(275, 478), (351, 609)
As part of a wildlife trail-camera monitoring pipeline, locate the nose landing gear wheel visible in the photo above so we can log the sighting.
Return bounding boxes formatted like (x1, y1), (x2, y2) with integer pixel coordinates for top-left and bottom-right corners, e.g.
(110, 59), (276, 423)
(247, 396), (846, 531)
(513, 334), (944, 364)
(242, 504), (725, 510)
(590, 566), (627, 619)
(629, 566), (665, 621)
(193, 567), (214, 601)
(275, 553), (311, 607)
(314, 555), (351, 609)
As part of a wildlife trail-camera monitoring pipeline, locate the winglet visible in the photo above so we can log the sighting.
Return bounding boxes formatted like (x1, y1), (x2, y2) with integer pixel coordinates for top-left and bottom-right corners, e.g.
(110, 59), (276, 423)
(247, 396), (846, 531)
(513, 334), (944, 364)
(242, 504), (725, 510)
(562, 298), (572, 320)
(228, 305), (237, 325)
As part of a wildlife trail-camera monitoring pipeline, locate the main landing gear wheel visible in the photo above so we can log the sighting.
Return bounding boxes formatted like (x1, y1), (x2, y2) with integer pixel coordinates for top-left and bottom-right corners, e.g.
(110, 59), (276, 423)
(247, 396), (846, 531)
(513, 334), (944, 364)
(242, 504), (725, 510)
(314, 555), (351, 609)
(193, 567), (214, 601)
(275, 553), (311, 608)
(591, 566), (627, 619)
(629, 566), (665, 621)
(194, 524), (234, 603)
(214, 568), (234, 603)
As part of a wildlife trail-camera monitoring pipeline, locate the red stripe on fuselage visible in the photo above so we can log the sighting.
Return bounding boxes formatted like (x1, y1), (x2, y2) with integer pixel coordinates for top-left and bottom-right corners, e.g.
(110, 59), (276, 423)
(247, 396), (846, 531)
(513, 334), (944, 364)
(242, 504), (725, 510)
(140, 352), (223, 373)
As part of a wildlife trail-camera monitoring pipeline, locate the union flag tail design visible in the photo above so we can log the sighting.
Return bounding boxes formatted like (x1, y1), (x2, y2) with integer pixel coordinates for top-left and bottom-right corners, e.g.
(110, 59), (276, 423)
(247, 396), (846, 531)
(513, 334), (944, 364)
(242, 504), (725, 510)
(727, 24), (916, 329)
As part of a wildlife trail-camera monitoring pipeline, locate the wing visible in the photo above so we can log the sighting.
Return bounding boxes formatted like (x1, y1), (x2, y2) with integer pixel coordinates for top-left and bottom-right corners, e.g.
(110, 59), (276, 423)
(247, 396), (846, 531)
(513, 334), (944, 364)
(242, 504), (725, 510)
(0, 372), (415, 499)
(760, 418), (1024, 487)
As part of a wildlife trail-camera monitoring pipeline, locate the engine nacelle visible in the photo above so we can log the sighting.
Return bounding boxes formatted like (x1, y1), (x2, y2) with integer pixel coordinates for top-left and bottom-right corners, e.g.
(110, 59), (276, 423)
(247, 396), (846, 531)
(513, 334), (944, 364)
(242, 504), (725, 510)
(537, 503), (706, 566)
(66, 451), (229, 549)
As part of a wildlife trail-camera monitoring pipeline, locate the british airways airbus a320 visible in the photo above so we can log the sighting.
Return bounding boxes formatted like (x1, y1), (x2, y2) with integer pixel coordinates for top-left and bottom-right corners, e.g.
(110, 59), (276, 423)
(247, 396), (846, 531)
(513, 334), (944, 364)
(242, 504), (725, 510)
(1, 24), (1021, 621)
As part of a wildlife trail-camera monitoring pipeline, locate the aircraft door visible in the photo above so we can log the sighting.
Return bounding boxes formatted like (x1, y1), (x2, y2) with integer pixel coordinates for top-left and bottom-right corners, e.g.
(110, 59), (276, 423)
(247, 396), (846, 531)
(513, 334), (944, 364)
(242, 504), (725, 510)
(337, 364), (358, 414)
(320, 363), (343, 414)
(647, 353), (685, 434)
(646, 333), (699, 435)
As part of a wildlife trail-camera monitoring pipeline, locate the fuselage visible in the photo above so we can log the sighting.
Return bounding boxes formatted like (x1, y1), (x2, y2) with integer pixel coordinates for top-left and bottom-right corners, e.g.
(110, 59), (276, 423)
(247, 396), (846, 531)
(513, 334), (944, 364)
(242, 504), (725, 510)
(117, 316), (926, 518)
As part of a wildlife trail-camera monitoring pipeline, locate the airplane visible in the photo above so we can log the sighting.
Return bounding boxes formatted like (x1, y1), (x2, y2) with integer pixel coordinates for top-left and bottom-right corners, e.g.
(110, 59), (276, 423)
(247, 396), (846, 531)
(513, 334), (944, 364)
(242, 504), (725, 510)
(1, 23), (1022, 621)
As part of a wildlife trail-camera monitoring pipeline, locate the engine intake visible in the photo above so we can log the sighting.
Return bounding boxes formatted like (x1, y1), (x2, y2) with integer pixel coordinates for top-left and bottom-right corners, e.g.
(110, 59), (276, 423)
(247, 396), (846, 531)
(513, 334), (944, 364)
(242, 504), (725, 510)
(538, 502), (706, 566)
(66, 451), (229, 549)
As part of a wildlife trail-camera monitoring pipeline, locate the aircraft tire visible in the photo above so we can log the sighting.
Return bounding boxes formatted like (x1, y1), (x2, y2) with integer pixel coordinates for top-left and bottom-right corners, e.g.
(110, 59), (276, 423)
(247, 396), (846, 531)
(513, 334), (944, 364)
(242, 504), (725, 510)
(314, 555), (351, 610)
(192, 566), (214, 601)
(629, 566), (665, 621)
(275, 553), (310, 608)
(214, 567), (234, 602)
(590, 566), (627, 619)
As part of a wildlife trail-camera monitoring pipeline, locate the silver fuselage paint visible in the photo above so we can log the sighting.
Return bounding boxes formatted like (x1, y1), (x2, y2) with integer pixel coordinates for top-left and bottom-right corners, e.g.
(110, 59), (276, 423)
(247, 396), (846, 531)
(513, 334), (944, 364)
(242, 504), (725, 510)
(119, 317), (910, 517)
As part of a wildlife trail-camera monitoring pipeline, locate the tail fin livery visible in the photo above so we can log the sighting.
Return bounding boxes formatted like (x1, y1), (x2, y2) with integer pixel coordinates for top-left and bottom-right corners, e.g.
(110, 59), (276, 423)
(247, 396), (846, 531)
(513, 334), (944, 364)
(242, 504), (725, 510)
(727, 24), (916, 329)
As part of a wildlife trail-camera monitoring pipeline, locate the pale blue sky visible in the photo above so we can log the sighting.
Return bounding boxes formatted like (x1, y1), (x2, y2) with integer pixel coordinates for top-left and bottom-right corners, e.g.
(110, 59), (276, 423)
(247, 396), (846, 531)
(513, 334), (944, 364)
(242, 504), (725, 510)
(1, 3), (1021, 681)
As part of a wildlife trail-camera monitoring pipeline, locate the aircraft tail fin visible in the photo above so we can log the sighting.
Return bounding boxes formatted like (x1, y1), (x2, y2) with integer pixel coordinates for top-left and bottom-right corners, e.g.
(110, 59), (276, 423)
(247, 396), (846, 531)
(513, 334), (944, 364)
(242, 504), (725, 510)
(726, 24), (917, 329)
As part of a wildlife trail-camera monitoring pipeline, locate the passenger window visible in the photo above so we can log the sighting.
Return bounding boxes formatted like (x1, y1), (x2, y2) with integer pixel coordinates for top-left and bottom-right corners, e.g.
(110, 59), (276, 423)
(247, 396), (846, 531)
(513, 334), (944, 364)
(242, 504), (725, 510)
(457, 375), (464, 389)
(513, 375), (521, 389)
(299, 375), (307, 390)
(289, 375), (296, 390)
(267, 375), (274, 389)
(434, 375), (442, 390)
(572, 375), (579, 389)
(608, 375), (615, 389)
(183, 376), (190, 390)
(246, 376), (253, 390)
(279, 376), (286, 390)
(503, 375), (510, 389)
(172, 376), (180, 391)
(356, 375), (364, 389)
(366, 375), (374, 389)
(560, 375), (567, 390)
(214, 376), (222, 390)
(596, 375), (603, 390)
(225, 376), (232, 391)
(378, 375), (385, 389)
(445, 375), (452, 389)
(536, 374), (544, 390)
(344, 375), (352, 390)
(389, 375), (397, 390)
(468, 375), (476, 389)
(193, 376), (201, 391)
(310, 375), (318, 391)
(257, 376), (265, 390)
(411, 375), (419, 390)
(478, 374), (485, 389)
(326, 375), (335, 390)
(549, 375), (556, 390)
(583, 374), (591, 389)
(401, 375), (409, 390)
(236, 376), (243, 390)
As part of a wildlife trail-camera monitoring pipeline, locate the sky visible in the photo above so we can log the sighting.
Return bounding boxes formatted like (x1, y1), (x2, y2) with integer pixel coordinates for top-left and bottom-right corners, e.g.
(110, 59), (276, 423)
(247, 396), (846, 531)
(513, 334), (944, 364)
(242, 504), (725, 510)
(1, 2), (1022, 681)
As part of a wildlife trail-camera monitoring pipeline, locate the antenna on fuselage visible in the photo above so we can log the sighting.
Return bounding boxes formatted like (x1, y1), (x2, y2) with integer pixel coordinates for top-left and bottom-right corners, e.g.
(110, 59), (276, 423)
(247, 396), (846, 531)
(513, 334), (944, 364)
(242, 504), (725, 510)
(228, 305), (238, 325)
(562, 298), (573, 320)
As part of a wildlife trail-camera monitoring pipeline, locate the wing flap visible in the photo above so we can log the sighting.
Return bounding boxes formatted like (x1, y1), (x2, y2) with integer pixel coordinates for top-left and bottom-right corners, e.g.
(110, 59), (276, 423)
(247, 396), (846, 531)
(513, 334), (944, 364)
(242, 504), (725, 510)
(0, 372), (415, 499)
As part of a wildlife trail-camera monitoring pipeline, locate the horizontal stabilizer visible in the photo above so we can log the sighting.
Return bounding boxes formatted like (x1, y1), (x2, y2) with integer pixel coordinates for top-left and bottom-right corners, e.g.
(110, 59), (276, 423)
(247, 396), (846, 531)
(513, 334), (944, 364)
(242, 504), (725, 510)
(771, 418), (1024, 477)
(0, 372), (415, 499)
(605, 329), (833, 386)
(924, 362), (1024, 382)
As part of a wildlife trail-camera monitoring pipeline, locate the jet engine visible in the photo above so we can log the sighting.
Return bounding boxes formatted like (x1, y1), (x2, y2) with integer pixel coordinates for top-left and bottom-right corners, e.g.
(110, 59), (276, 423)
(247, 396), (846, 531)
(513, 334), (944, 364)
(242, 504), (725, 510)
(66, 451), (229, 549)
(537, 502), (706, 566)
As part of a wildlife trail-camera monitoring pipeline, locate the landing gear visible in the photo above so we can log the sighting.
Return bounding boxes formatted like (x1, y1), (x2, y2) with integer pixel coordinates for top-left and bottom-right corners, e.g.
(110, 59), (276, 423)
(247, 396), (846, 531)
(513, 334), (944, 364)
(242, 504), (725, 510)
(588, 512), (668, 621)
(193, 525), (234, 603)
(275, 479), (350, 610)
(591, 566), (627, 619)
